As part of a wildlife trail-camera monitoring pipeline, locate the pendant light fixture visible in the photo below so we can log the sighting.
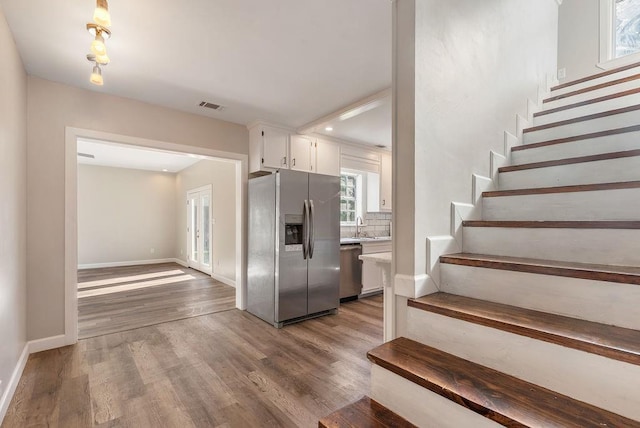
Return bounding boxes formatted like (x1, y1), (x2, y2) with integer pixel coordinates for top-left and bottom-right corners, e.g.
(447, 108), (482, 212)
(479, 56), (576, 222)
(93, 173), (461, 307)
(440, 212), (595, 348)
(86, 0), (112, 86)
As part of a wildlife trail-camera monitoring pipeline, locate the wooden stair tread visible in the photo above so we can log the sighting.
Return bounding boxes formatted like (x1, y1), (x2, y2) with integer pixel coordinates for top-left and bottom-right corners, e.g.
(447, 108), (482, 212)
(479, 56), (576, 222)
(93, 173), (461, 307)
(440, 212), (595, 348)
(525, 104), (640, 133)
(462, 220), (640, 229)
(499, 148), (640, 173)
(551, 61), (640, 91)
(511, 124), (640, 152)
(368, 337), (640, 427)
(440, 252), (640, 285)
(409, 292), (640, 366)
(535, 87), (640, 118)
(483, 180), (640, 197)
(544, 73), (640, 103)
(318, 396), (417, 428)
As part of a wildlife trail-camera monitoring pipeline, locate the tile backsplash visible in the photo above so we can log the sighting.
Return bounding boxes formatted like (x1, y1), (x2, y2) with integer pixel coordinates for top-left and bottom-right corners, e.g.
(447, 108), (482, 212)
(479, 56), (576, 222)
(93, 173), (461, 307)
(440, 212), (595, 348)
(340, 212), (392, 238)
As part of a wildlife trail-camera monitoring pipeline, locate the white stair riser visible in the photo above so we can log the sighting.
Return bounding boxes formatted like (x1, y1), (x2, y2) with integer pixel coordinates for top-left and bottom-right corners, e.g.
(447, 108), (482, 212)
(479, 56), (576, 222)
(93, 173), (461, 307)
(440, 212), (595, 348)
(511, 131), (640, 165)
(440, 263), (640, 330)
(499, 156), (640, 190)
(483, 188), (640, 221)
(544, 78), (640, 110)
(551, 68), (640, 97)
(534, 91), (640, 126)
(406, 308), (640, 421)
(370, 365), (502, 428)
(463, 227), (640, 265)
(524, 110), (640, 145)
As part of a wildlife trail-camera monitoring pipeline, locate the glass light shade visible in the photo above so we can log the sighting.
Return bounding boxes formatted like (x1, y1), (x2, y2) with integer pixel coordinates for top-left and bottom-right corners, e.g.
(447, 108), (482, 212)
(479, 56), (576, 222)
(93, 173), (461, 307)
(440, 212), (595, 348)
(90, 65), (103, 86)
(90, 34), (106, 56)
(93, 7), (111, 28)
(95, 52), (110, 65)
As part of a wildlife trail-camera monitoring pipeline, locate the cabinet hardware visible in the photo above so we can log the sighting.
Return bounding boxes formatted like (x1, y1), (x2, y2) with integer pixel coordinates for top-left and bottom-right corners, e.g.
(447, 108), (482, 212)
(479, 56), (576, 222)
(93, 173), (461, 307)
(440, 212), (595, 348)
(382, 199), (386, 206)
(283, 156), (287, 165)
(293, 158), (296, 167)
(261, 158), (264, 164)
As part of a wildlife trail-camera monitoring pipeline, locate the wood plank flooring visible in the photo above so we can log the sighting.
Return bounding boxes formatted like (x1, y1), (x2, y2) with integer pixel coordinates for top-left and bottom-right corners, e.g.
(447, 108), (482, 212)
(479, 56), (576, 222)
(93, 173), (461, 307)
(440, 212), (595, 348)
(2, 295), (383, 428)
(78, 263), (236, 339)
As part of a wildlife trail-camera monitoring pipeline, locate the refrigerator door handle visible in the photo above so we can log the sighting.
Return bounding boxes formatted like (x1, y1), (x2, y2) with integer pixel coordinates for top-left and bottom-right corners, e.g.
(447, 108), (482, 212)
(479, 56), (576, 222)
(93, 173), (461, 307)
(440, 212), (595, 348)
(302, 199), (309, 260)
(309, 199), (315, 258)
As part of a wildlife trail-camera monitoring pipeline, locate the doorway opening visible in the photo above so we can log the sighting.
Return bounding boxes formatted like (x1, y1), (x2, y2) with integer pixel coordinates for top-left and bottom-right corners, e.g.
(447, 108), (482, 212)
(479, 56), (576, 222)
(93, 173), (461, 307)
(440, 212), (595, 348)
(66, 128), (247, 342)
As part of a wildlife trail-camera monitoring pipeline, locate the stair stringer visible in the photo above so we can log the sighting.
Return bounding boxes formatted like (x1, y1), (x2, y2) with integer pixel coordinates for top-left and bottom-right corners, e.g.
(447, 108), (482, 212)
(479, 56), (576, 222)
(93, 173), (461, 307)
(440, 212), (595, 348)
(400, 78), (554, 300)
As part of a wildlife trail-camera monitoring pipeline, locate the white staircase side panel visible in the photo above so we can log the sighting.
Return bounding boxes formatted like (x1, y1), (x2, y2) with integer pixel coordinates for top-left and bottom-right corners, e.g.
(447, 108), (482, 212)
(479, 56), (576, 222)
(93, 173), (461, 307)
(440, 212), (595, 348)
(482, 188), (640, 221)
(523, 109), (640, 145)
(462, 227), (640, 265)
(406, 308), (640, 422)
(550, 67), (640, 97)
(534, 91), (640, 126)
(440, 263), (640, 330)
(511, 131), (640, 165)
(543, 78), (640, 110)
(370, 365), (503, 428)
(498, 156), (640, 190)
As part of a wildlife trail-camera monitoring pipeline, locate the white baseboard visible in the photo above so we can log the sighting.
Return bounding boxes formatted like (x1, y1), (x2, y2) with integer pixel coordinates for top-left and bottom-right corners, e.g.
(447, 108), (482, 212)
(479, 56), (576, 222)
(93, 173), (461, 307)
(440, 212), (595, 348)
(78, 258), (179, 270)
(173, 258), (188, 268)
(28, 334), (68, 354)
(0, 344), (29, 424)
(211, 273), (236, 288)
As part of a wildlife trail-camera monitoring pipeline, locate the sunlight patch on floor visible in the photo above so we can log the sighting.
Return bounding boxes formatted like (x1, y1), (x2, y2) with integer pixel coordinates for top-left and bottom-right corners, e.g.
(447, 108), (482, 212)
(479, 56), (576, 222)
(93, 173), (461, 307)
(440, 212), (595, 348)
(78, 269), (186, 289)
(78, 274), (196, 298)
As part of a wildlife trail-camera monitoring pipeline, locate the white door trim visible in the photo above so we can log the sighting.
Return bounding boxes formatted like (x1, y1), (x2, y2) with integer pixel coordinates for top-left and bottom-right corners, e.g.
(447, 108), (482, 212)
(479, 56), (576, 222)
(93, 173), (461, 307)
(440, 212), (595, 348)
(65, 126), (248, 347)
(186, 184), (213, 274)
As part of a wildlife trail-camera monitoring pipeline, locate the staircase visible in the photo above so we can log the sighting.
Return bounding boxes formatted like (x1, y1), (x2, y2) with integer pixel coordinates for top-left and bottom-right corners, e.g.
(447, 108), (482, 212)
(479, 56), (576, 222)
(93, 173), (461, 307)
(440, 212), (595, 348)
(320, 64), (640, 427)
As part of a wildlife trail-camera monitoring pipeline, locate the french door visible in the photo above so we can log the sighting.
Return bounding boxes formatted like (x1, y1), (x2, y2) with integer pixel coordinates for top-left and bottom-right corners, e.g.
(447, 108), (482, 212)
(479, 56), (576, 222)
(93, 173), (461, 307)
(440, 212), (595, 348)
(187, 185), (212, 274)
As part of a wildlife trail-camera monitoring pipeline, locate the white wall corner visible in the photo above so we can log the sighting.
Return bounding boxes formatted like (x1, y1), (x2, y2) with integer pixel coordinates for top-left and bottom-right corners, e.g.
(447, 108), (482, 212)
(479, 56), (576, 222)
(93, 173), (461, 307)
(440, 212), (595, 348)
(425, 235), (460, 290)
(490, 151), (507, 185)
(28, 335), (68, 354)
(0, 344), (29, 424)
(537, 85), (547, 106)
(556, 0), (563, 5)
(211, 273), (236, 288)
(503, 131), (519, 159)
(516, 114), (529, 142)
(526, 98), (540, 123)
(394, 273), (438, 299)
(173, 258), (188, 268)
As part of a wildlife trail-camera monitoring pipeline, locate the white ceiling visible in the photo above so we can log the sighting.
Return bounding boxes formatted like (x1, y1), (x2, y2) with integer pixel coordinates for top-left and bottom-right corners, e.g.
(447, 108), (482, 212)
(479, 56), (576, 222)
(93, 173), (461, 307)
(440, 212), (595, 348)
(77, 138), (204, 172)
(1, 0), (392, 141)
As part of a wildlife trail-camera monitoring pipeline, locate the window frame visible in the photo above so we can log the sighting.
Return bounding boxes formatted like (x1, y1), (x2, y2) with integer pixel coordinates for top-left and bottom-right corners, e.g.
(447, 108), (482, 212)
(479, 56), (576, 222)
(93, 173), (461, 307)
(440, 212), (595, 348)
(340, 172), (363, 226)
(598, 0), (640, 69)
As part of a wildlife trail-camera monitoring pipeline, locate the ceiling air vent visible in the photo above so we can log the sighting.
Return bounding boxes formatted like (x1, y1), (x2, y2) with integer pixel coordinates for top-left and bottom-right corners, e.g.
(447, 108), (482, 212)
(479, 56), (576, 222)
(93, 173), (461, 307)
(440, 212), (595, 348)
(199, 101), (224, 111)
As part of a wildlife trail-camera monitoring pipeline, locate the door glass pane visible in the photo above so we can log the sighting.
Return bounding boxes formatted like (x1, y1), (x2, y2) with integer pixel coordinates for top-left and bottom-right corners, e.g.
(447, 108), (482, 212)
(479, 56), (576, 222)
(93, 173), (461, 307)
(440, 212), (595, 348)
(615, 0), (640, 58)
(202, 194), (211, 267)
(190, 197), (198, 262)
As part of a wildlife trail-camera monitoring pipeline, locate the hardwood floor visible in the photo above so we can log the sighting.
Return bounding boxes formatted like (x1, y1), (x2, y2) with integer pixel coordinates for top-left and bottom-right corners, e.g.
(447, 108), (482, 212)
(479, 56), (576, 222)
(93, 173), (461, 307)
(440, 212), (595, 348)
(78, 263), (236, 339)
(2, 295), (383, 428)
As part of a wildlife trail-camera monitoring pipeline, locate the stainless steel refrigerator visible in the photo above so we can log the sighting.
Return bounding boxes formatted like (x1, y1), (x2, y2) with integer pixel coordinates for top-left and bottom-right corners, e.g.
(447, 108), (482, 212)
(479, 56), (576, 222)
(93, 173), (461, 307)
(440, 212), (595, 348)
(247, 169), (340, 327)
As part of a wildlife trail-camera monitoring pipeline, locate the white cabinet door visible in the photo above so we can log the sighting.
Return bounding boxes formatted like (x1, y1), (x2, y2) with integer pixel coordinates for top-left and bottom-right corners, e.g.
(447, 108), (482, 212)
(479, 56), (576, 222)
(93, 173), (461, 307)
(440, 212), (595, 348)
(263, 127), (289, 169)
(315, 138), (341, 176)
(361, 241), (392, 294)
(290, 135), (313, 172)
(380, 152), (392, 211)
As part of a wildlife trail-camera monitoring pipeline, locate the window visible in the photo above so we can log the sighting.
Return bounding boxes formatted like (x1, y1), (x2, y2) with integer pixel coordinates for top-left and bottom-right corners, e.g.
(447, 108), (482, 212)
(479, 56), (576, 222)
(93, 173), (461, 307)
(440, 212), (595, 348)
(340, 173), (362, 224)
(599, 0), (640, 68)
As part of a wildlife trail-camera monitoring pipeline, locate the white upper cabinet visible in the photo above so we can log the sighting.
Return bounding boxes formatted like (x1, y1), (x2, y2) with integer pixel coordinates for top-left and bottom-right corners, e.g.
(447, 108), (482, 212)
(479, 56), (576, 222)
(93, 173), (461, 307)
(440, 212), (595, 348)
(249, 124), (289, 173)
(290, 135), (314, 172)
(379, 152), (392, 211)
(314, 138), (341, 176)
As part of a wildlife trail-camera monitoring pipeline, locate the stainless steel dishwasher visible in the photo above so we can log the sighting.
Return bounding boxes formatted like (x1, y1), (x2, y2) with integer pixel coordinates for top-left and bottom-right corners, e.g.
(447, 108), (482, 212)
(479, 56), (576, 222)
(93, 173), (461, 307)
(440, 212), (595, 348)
(340, 244), (362, 301)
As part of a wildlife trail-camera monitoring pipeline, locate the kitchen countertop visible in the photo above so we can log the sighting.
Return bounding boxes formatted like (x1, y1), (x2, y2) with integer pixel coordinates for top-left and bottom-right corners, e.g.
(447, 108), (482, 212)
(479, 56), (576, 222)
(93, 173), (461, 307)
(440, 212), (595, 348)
(340, 236), (392, 244)
(359, 252), (392, 264)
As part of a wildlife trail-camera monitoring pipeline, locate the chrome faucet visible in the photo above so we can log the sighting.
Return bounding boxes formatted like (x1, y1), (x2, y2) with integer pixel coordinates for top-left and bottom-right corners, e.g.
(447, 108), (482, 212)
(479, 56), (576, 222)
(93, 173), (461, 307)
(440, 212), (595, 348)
(355, 216), (367, 238)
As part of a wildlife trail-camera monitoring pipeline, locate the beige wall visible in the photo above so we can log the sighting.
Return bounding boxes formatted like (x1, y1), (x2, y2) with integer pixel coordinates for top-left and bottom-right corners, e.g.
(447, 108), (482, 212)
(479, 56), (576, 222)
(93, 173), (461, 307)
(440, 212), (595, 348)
(557, 0), (600, 81)
(78, 165), (177, 266)
(176, 159), (237, 283)
(27, 77), (248, 340)
(394, 0), (558, 278)
(0, 6), (27, 414)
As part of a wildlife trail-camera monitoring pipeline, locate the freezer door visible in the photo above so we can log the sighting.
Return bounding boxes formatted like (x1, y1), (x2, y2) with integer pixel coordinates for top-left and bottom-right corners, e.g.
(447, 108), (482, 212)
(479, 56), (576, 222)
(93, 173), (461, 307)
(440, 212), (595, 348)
(307, 173), (340, 314)
(247, 174), (276, 324)
(277, 170), (310, 322)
